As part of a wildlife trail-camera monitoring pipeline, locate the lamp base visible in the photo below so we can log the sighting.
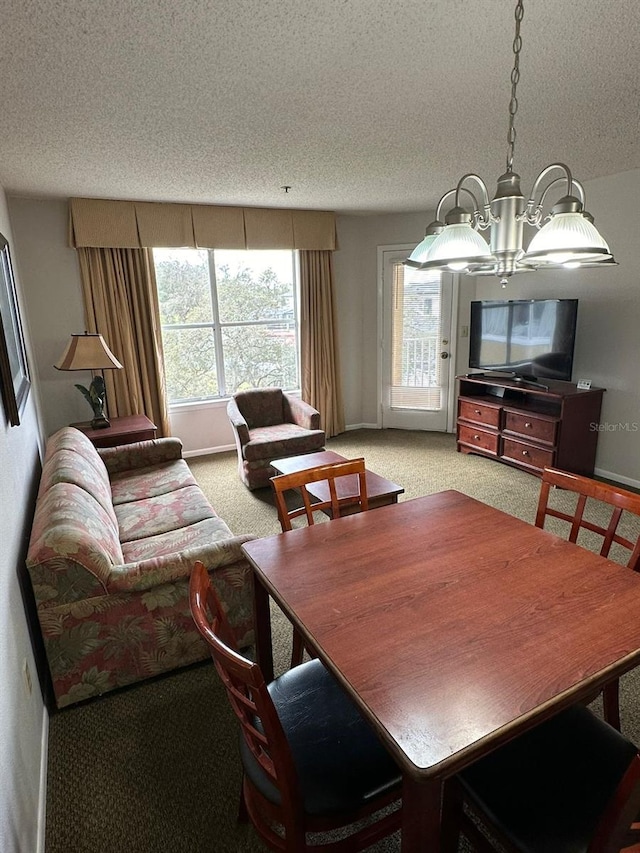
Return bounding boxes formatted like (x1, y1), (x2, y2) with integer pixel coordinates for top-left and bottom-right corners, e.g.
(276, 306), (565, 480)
(90, 415), (111, 429)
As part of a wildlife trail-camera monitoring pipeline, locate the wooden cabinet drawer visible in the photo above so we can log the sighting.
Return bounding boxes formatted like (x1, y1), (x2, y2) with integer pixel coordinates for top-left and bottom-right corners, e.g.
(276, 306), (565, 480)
(501, 437), (555, 471)
(503, 409), (557, 445)
(458, 399), (501, 429)
(458, 424), (499, 455)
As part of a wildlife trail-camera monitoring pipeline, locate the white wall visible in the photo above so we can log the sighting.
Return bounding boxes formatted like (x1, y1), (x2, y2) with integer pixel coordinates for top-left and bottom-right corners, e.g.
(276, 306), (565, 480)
(333, 211), (434, 426)
(169, 399), (236, 456)
(8, 198), (86, 437)
(0, 188), (48, 853)
(8, 172), (640, 482)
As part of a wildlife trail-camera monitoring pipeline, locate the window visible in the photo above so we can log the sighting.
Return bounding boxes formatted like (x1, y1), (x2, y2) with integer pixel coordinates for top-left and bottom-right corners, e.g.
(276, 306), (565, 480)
(391, 266), (443, 402)
(153, 248), (299, 404)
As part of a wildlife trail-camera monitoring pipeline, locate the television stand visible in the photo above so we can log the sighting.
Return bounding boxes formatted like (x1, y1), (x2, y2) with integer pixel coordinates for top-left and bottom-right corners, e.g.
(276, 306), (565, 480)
(456, 375), (605, 477)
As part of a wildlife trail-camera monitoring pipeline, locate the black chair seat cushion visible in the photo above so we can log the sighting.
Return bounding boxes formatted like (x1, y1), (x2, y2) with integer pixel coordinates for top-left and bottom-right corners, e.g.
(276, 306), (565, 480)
(459, 704), (638, 853)
(240, 659), (402, 816)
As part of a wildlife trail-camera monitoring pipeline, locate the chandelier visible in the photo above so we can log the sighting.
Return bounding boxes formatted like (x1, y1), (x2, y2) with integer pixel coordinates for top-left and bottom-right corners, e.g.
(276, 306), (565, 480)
(405, 0), (615, 286)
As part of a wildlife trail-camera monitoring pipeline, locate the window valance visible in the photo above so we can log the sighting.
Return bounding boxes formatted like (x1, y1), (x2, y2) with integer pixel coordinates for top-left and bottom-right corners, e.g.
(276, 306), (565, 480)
(68, 197), (336, 251)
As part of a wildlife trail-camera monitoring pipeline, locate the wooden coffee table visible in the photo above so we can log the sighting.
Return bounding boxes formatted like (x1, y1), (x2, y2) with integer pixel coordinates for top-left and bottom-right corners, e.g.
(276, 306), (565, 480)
(271, 450), (404, 515)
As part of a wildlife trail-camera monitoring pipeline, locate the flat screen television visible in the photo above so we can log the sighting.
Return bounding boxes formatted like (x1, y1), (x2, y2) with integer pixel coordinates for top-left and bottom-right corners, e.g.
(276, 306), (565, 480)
(469, 298), (578, 382)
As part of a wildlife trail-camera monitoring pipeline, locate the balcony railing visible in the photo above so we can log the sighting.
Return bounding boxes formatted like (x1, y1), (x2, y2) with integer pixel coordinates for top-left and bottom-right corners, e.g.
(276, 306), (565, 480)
(399, 337), (439, 387)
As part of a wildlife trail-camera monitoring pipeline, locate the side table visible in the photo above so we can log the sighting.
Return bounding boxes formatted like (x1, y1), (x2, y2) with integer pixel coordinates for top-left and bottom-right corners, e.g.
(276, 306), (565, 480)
(70, 414), (158, 449)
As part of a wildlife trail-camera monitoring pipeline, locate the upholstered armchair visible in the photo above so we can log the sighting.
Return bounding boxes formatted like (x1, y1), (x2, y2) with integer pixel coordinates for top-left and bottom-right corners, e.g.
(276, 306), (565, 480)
(227, 388), (325, 489)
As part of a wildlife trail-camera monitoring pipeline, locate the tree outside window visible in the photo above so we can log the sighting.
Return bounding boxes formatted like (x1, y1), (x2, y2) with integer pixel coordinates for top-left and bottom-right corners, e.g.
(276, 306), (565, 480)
(154, 249), (299, 403)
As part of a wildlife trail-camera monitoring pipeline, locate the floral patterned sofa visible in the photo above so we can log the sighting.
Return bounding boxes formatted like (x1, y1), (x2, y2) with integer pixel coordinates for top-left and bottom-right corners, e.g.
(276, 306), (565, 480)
(26, 427), (256, 709)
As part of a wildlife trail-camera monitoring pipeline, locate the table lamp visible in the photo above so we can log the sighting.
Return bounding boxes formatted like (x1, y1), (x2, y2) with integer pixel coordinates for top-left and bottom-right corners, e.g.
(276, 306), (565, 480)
(55, 333), (123, 428)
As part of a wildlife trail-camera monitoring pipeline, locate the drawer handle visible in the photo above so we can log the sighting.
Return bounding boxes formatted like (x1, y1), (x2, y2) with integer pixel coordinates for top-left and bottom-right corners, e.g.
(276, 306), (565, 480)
(474, 409), (482, 415)
(522, 449), (529, 457)
(525, 421), (532, 428)
(474, 434), (481, 440)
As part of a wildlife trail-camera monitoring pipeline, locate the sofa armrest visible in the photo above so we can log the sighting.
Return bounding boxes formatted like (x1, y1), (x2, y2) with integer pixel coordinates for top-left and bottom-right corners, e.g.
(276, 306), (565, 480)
(98, 437), (184, 474)
(107, 534), (257, 593)
(226, 398), (250, 445)
(283, 392), (321, 430)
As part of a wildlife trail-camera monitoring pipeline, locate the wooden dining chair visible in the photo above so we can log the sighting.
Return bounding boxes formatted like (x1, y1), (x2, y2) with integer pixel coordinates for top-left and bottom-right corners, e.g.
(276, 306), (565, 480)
(535, 466), (640, 731)
(188, 561), (402, 853)
(270, 457), (369, 532)
(442, 704), (640, 853)
(271, 458), (369, 666)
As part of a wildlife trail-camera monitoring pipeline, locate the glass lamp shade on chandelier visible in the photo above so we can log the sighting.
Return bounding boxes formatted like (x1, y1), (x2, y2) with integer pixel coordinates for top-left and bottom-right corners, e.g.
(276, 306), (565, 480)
(405, 0), (616, 286)
(54, 333), (123, 428)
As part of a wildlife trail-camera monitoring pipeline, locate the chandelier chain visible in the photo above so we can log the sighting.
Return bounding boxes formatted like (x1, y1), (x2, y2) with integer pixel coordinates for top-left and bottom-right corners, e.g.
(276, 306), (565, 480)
(506, 0), (525, 173)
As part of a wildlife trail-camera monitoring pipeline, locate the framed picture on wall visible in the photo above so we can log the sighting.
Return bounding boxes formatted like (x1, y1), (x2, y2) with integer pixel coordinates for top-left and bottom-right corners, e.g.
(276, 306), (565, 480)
(0, 231), (30, 426)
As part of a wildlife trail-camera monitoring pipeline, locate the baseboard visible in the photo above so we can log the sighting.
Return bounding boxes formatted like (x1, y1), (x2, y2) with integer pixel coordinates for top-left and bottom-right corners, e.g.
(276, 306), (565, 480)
(594, 466), (640, 491)
(183, 444), (235, 458)
(36, 706), (49, 853)
(345, 423), (380, 431)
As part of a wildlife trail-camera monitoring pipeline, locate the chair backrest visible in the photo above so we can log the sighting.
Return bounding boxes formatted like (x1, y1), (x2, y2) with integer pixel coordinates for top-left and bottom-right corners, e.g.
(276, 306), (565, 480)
(233, 388), (284, 428)
(535, 467), (640, 570)
(188, 561), (301, 811)
(190, 560), (402, 851)
(271, 458), (369, 532)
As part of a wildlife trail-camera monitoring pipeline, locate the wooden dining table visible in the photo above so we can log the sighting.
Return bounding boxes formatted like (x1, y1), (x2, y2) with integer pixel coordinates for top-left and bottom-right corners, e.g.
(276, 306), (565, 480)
(242, 490), (640, 851)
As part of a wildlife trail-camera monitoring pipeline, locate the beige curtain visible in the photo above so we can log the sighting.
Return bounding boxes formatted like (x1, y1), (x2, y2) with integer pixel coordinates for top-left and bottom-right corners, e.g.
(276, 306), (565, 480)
(299, 250), (345, 438)
(77, 247), (170, 437)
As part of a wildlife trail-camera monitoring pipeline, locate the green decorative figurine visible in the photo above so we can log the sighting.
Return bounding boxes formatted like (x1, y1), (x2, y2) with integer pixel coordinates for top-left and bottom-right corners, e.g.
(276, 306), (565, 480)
(75, 375), (110, 429)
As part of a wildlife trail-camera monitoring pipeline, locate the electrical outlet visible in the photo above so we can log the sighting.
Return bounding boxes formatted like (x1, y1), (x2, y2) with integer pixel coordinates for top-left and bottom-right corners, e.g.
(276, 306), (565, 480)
(22, 658), (33, 696)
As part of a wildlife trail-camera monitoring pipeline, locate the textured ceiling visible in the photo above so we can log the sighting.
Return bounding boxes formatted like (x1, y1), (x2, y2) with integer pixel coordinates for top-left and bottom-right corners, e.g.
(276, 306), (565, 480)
(1, 0), (639, 214)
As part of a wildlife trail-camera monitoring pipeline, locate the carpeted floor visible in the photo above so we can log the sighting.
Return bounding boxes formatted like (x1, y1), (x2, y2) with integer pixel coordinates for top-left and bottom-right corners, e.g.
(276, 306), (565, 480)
(45, 429), (640, 852)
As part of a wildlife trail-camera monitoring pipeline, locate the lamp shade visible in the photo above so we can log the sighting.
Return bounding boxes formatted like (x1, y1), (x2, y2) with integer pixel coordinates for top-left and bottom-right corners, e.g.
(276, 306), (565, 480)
(404, 222), (444, 268)
(524, 212), (613, 266)
(55, 333), (123, 371)
(421, 222), (492, 271)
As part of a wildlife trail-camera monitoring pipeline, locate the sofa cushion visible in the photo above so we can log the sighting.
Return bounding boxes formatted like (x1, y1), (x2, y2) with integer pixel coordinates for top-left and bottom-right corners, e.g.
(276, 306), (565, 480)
(39, 447), (116, 521)
(120, 516), (235, 564)
(98, 437), (184, 474)
(44, 426), (110, 472)
(243, 424), (325, 462)
(110, 459), (197, 505)
(39, 426), (114, 502)
(115, 485), (217, 543)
